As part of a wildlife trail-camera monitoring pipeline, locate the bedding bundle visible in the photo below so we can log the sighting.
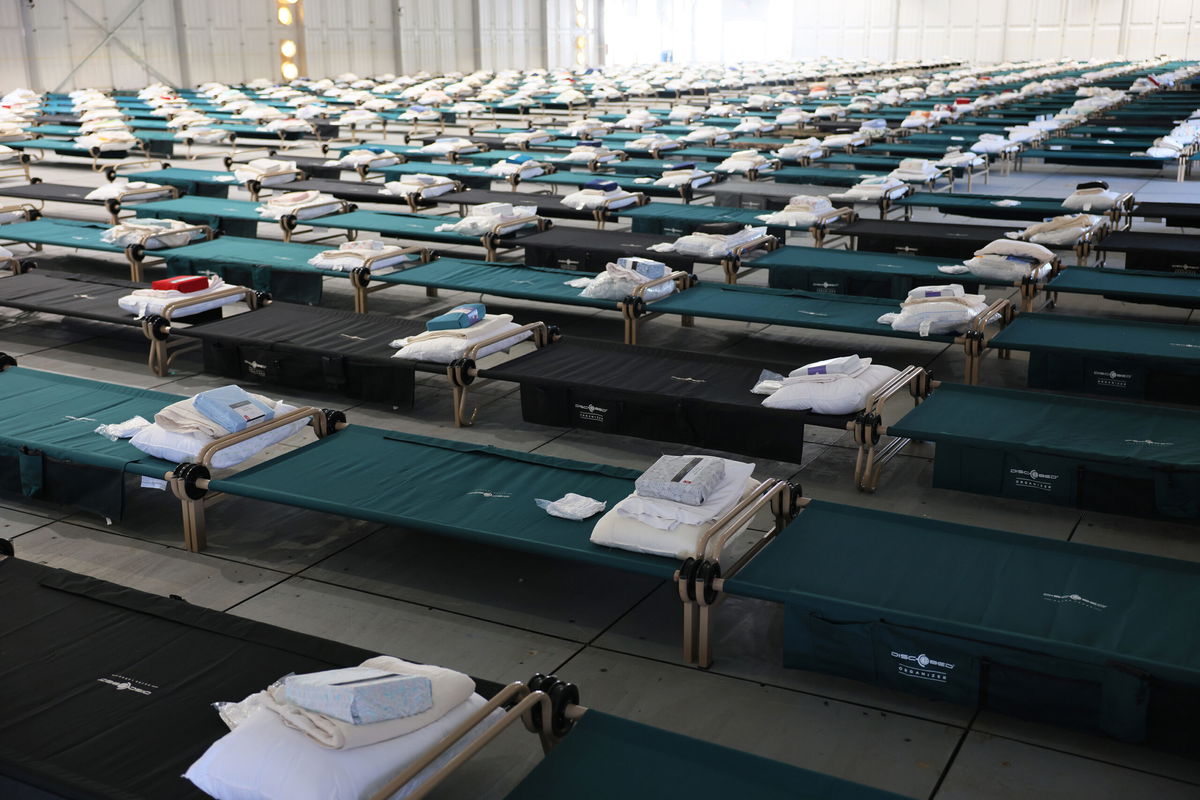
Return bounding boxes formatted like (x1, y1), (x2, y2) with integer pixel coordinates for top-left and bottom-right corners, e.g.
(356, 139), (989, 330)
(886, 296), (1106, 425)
(117, 275), (241, 319)
(653, 165), (713, 188)
(1005, 213), (1101, 246)
(888, 158), (942, 182)
(756, 194), (835, 227)
(773, 137), (825, 161)
(714, 149), (775, 175)
(432, 202), (539, 235)
(110, 385), (308, 469)
(382, 173), (458, 200)
(938, 239), (1056, 283)
(306, 240), (420, 271)
(682, 125), (731, 144)
(329, 148), (398, 168)
(417, 136), (479, 155)
(830, 175), (906, 203)
(560, 179), (640, 211)
(484, 154), (547, 178)
(390, 312), (532, 363)
(877, 285), (992, 337)
(256, 190), (342, 220)
(628, 132), (681, 152)
(648, 226), (767, 259)
(101, 218), (205, 249)
(184, 656), (498, 800)
(232, 158), (299, 186)
(753, 354), (901, 415)
(573, 257), (674, 301)
(501, 128), (553, 147)
(589, 455), (758, 557)
(551, 143), (619, 164)
(84, 179), (172, 202)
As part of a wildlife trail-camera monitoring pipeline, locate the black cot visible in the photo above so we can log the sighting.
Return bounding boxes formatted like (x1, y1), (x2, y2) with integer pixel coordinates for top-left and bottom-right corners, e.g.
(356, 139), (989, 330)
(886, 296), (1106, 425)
(0, 553), (504, 800)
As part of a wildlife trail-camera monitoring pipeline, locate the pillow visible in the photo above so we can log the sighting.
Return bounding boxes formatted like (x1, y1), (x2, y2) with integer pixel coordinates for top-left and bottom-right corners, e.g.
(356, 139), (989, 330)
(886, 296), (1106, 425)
(788, 354), (867, 377)
(974, 239), (1055, 262)
(906, 284), (964, 300)
(184, 695), (499, 800)
(762, 364), (901, 415)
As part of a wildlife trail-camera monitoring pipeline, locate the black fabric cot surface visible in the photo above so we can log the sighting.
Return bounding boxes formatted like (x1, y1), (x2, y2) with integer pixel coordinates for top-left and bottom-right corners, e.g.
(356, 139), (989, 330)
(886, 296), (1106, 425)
(272, 177), (409, 204)
(480, 338), (852, 462)
(178, 302), (427, 409)
(0, 556), (505, 799)
(519, 228), (698, 272)
(1131, 201), (1200, 228)
(1097, 231), (1200, 271)
(275, 155), (344, 180)
(436, 189), (603, 222)
(0, 271), (143, 327)
(835, 219), (1023, 259)
(0, 182), (102, 204)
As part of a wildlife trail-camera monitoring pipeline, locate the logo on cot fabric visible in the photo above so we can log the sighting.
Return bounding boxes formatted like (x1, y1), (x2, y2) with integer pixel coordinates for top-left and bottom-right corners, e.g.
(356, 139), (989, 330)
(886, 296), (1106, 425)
(1008, 468), (1058, 492)
(1091, 369), (1132, 388)
(466, 490), (511, 499)
(574, 403), (608, 423)
(96, 674), (158, 696)
(813, 281), (840, 291)
(670, 376), (706, 383)
(1125, 439), (1173, 446)
(1042, 593), (1107, 610)
(244, 360), (268, 376)
(890, 651), (955, 683)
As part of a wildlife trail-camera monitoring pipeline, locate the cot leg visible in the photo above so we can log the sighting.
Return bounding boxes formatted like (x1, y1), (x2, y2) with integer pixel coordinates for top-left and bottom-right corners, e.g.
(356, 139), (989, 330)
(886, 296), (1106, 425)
(681, 600), (697, 664)
(696, 604), (714, 669)
(426, 287), (439, 299)
(681, 315), (694, 328)
(180, 497), (206, 553)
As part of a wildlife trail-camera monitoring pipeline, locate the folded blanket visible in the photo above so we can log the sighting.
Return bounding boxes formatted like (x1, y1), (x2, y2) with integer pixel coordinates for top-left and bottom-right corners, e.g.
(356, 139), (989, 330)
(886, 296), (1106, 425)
(257, 191), (341, 220)
(1007, 213), (1098, 246)
(617, 458), (756, 531)
(382, 175), (456, 199)
(117, 276), (238, 318)
(307, 240), (418, 271)
(433, 203), (537, 235)
(101, 218), (202, 249)
(85, 180), (171, 202)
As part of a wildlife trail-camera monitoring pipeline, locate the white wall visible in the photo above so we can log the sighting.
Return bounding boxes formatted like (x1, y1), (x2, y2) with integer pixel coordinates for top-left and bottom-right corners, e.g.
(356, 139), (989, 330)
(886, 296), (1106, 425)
(0, 0), (599, 91)
(604, 0), (1200, 64)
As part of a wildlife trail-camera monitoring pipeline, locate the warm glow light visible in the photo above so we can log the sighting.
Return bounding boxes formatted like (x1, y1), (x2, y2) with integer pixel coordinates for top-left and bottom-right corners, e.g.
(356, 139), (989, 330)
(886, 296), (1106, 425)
(575, 52), (586, 64)
(576, 11), (586, 26)
(277, 6), (293, 24)
(282, 0), (299, 4)
(575, 35), (586, 49)
(281, 60), (299, 80)
(280, 39), (297, 57)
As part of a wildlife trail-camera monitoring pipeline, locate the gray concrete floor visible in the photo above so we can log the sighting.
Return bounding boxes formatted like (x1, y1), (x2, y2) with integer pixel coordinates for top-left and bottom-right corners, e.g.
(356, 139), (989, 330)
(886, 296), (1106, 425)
(3, 133), (1199, 800)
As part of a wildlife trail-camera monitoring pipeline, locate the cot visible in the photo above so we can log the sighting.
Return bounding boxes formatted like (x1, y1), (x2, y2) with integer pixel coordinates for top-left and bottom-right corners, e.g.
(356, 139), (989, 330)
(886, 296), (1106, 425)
(306, 208), (552, 260)
(988, 312), (1200, 403)
(773, 166), (951, 192)
(835, 218), (1096, 264)
(4, 136), (141, 169)
(1045, 266), (1200, 307)
(517, 227), (779, 276)
(726, 501), (1200, 749)
(0, 216), (214, 282)
(435, 187), (633, 225)
(373, 161), (495, 190)
(521, 169), (714, 203)
(1018, 149), (1187, 181)
(1093, 230), (1200, 271)
(0, 553), (915, 800)
(875, 382), (1200, 518)
(614, 201), (854, 248)
(1128, 200), (1200, 227)
(895, 190), (1132, 226)
(0, 178), (179, 223)
(128, 195), (352, 241)
(122, 165), (298, 199)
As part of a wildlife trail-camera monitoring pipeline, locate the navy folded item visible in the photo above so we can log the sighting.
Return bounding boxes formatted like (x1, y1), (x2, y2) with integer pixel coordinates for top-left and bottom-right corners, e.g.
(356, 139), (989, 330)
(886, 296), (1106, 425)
(585, 179), (618, 191)
(426, 302), (486, 331)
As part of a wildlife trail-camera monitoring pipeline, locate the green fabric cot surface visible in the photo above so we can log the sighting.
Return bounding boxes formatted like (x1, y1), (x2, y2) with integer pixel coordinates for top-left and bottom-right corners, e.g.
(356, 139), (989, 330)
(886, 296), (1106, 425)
(371, 258), (619, 310)
(7, 139), (126, 155)
(207, 425), (678, 577)
(728, 500), (1200, 681)
(617, 202), (790, 234)
(888, 382), (1200, 469)
(161, 237), (329, 304)
(306, 209), (488, 246)
(726, 500), (1200, 742)
(132, 196), (266, 237)
(0, 218), (125, 252)
(649, 283), (953, 342)
(0, 366), (176, 475)
(523, 172), (683, 195)
(503, 709), (915, 800)
(125, 169), (240, 197)
(992, 313), (1200, 363)
(1048, 268), (1200, 306)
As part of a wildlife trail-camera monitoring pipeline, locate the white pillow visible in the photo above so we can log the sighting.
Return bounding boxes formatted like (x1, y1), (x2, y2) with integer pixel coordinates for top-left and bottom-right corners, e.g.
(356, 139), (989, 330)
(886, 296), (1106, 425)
(762, 364), (900, 415)
(906, 284), (964, 300)
(788, 354), (867, 377)
(184, 695), (499, 800)
(974, 239), (1054, 262)
(129, 402), (307, 468)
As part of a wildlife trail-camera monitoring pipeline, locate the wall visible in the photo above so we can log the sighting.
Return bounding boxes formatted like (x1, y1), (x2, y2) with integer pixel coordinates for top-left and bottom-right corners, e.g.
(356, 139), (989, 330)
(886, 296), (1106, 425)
(0, 0), (600, 91)
(603, 0), (1200, 64)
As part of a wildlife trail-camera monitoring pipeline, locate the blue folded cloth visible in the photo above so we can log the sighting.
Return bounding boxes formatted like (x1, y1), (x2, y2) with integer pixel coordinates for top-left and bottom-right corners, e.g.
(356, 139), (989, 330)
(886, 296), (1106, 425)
(664, 161), (696, 170)
(585, 179), (618, 191)
(506, 153), (534, 164)
(192, 386), (274, 434)
(426, 303), (486, 331)
(283, 667), (434, 725)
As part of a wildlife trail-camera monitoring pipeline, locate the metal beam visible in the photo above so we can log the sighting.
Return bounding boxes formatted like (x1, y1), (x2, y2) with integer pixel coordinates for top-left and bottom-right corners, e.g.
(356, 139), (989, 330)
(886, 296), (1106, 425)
(55, 0), (169, 91)
(172, 0), (191, 87)
(539, 0), (550, 69)
(471, 0), (483, 70)
(17, 0), (40, 90)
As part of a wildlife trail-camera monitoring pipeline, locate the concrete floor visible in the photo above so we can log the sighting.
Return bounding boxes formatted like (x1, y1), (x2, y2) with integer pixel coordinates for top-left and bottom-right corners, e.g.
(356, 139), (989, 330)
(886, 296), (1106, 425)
(2, 133), (1198, 799)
